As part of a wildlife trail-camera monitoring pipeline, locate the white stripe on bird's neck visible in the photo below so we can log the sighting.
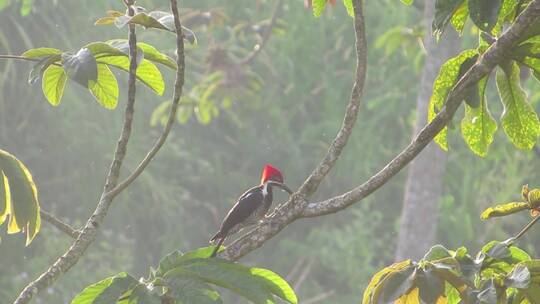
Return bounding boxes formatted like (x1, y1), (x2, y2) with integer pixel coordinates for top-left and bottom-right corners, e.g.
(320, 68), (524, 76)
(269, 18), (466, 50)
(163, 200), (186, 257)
(262, 182), (269, 196)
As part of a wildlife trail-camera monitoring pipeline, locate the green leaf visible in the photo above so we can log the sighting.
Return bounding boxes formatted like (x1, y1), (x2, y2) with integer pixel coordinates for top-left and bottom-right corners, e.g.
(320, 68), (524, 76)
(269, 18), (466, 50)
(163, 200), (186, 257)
(460, 77), (498, 157)
(21, 47), (62, 58)
(97, 56), (164, 96)
(137, 42), (177, 69)
(125, 285), (161, 304)
(250, 268), (298, 304)
(400, 0), (413, 5)
(380, 266), (417, 303)
(0, 150), (40, 246)
(129, 12), (171, 31)
(42, 65), (67, 106)
(417, 268), (444, 303)
(28, 54), (62, 84)
(61, 48), (98, 88)
(468, 0), (503, 32)
(166, 271), (222, 304)
(20, 0), (32, 16)
(428, 49), (478, 151)
(483, 241), (510, 259)
(157, 247), (217, 277)
(164, 260), (275, 304)
(492, 0), (519, 35)
(423, 245), (452, 261)
(432, 0), (465, 38)
(480, 202), (530, 219)
(505, 264), (531, 289)
(312, 0), (326, 17)
(0, 172), (6, 228)
(89, 64), (119, 109)
(71, 272), (138, 304)
(363, 260), (412, 304)
(477, 280), (498, 304)
(450, 1), (468, 34)
(178, 105), (193, 124)
(84, 42), (126, 58)
(496, 62), (540, 150)
(343, 0), (354, 17)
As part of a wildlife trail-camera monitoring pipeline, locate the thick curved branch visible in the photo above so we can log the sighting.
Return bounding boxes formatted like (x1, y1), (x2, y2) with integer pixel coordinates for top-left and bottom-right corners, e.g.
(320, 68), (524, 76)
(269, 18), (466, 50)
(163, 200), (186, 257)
(106, 2), (186, 200)
(221, 0), (367, 260)
(240, 0), (283, 65)
(13, 4), (141, 303)
(222, 0), (540, 261)
(303, 0), (540, 217)
(40, 209), (80, 239)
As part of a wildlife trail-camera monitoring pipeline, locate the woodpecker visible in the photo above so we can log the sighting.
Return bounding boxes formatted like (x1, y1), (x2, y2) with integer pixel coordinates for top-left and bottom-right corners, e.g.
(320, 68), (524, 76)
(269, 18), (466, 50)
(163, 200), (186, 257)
(209, 164), (293, 257)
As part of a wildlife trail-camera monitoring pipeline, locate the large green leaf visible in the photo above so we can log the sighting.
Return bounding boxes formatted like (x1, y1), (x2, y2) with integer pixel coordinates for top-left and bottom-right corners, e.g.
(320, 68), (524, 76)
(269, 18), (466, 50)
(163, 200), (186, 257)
(249, 268), (298, 304)
(61, 48), (98, 88)
(480, 202), (530, 219)
(492, 0), (518, 35)
(379, 266), (417, 303)
(166, 270), (223, 304)
(0, 150), (40, 245)
(428, 49), (477, 151)
(417, 268), (444, 303)
(432, 0), (465, 38)
(138, 42), (177, 69)
(71, 272), (138, 304)
(89, 64), (119, 109)
(97, 56), (164, 96)
(21, 47), (62, 58)
(460, 77), (497, 157)
(496, 62), (540, 150)
(42, 65), (67, 106)
(165, 258), (297, 304)
(84, 42), (126, 58)
(468, 0), (503, 32)
(164, 261), (275, 304)
(0, 171), (6, 227)
(363, 260), (412, 304)
(157, 247), (216, 277)
(28, 54), (62, 84)
(312, 0), (326, 17)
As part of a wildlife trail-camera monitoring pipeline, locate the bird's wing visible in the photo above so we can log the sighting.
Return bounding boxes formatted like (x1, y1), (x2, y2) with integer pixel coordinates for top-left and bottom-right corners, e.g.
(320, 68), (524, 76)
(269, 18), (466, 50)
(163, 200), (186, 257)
(218, 186), (263, 236)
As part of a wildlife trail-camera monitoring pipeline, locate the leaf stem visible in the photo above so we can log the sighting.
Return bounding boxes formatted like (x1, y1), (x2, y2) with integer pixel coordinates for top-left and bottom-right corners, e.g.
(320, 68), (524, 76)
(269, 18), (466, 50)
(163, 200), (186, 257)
(0, 55), (39, 62)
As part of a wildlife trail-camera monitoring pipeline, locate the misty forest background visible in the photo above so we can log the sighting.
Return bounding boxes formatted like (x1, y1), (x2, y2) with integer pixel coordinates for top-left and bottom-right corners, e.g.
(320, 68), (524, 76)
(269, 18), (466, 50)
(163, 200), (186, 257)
(1, 0), (539, 303)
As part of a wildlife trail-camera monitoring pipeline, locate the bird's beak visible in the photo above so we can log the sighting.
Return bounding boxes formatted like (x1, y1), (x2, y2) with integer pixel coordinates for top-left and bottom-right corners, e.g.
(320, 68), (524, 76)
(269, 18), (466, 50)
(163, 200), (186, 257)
(268, 181), (293, 195)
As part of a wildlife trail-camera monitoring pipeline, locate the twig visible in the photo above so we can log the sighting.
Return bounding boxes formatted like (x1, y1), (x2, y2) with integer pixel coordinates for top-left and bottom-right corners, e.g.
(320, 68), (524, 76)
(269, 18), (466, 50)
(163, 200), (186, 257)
(40, 209), (80, 239)
(293, 257), (314, 290)
(0, 55), (40, 62)
(106, 0), (185, 199)
(221, 0), (540, 261)
(303, 290), (336, 304)
(504, 215), (540, 245)
(13, 3), (141, 303)
(240, 0), (282, 65)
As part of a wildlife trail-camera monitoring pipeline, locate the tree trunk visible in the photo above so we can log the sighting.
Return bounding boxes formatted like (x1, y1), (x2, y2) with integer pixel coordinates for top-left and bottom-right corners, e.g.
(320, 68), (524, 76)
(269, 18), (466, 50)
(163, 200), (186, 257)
(394, 0), (460, 261)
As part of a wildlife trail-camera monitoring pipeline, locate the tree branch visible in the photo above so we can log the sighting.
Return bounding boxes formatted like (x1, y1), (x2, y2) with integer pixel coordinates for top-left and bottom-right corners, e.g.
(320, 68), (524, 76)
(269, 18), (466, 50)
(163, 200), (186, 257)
(106, 0), (186, 200)
(302, 0), (540, 217)
(240, 0), (283, 65)
(13, 3), (141, 303)
(40, 209), (80, 239)
(221, 0), (367, 260)
(221, 0), (540, 261)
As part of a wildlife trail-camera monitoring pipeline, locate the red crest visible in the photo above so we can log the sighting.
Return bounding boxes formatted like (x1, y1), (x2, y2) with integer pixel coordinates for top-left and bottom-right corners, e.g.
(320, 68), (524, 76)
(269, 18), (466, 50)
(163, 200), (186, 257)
(260, 164), (284, 184)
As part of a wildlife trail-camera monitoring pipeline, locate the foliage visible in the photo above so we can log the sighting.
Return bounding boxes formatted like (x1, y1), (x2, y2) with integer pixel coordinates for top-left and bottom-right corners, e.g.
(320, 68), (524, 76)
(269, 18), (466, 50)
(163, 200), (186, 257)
(0, 149), (40, 246)
(428, 0), (540, 156)
(481, 185), (540, 219)
(20, 40), (176, 109)
(71, 246), (297, 304)
(364, 185), (540, 304)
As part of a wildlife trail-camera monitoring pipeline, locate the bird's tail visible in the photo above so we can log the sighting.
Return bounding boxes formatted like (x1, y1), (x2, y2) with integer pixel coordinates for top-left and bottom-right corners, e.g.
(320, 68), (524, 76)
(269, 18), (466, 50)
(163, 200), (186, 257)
(210, 237), (225, 257)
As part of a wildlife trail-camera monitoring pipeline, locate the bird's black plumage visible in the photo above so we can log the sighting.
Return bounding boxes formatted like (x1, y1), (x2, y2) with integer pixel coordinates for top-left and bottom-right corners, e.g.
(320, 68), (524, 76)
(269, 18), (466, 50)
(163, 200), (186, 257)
(210, 184), (274, 256)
